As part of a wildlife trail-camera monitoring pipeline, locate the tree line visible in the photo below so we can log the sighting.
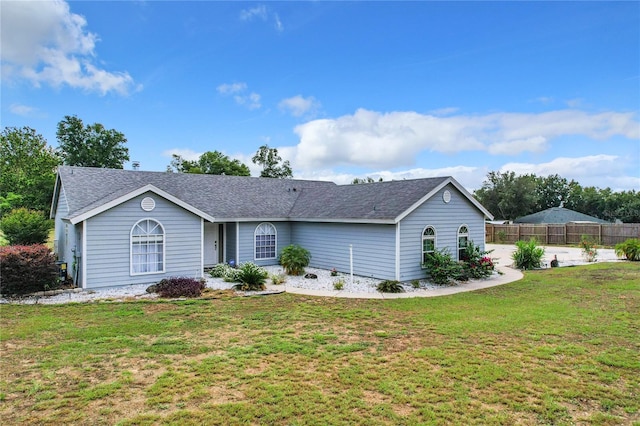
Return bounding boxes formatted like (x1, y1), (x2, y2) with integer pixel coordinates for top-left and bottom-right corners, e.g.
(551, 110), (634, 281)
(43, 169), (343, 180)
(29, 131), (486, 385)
(2, 117), (638, 223)
(473, 171), (640, 223)
(1, 116), (292, 217)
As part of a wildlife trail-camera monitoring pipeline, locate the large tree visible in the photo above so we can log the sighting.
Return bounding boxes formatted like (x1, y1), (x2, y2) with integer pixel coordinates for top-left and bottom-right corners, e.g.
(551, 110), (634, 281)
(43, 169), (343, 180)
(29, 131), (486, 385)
(473, 171), (538, 220)
(252, 145), (293, 179)
(0, 127), (61, 215)
(56, 115), (129, 168)
(167, 151), (250, 176)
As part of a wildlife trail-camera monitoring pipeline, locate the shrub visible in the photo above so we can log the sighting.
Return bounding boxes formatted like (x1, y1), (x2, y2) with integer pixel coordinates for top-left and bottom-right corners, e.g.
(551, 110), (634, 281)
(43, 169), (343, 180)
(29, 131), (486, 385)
(512, 238), (545, 270)
(155, 277), (206, 298)
(209, 263), (232, 278)
(0, 208), (52, 245)
(615, 238), (640, 261)
(279, 244), (311, 275)
(423, 249), (466, 285)
(209, 263), (242, 282)
(411, 279), (421, 289)
(0, 244), (59, 296)
(460, 241), (495, 279)
(333, 279), (345, 290)
(376, 280), (404, 293)
(233, 262), (268, 291)
(271, 273), (287, 285)
(580, 235), (598, 263)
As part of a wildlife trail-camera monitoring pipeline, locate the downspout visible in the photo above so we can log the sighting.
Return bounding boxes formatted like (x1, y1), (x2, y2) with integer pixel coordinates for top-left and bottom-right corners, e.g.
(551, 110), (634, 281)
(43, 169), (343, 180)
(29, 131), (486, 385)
(235, 222), (240, 264)
(395, 221), (400, 281)
(81, 221), (87, 289)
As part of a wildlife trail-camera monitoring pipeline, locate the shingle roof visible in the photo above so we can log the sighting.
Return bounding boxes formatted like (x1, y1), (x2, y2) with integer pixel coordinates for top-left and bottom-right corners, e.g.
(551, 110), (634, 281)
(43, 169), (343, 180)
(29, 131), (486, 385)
(54, 166), (487, 223)
(514, 207), (608, 224)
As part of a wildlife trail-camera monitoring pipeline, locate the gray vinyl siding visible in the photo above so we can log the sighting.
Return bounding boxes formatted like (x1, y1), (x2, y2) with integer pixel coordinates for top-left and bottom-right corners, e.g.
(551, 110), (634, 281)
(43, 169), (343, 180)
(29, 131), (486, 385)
(291, 222), (396, 280)
(237, 222), (292, 266)
(82, 192), (202, 289)
(398, 184), (486, 281)
(225, 222), (238, 264)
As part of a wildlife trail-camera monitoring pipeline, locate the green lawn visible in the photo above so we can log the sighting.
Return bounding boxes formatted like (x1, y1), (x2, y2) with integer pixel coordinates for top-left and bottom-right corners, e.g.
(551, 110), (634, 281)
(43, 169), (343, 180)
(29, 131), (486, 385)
(1, 263), (638, 425)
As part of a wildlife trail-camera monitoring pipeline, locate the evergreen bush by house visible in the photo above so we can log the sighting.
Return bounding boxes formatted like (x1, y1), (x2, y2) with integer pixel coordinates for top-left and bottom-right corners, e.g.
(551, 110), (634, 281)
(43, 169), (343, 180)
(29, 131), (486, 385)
(279, 244), (311, 275)
(0, 208), (52, 246)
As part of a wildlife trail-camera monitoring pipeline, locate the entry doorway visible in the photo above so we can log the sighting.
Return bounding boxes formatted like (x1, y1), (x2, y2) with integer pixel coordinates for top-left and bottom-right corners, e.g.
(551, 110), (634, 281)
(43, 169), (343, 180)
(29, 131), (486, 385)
(204, 222), (224, 267)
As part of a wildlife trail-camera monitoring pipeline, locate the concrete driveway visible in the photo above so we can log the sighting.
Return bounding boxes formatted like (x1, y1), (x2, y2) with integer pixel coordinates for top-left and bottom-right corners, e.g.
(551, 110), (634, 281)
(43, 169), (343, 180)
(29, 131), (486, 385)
(486, 243), (621, 268)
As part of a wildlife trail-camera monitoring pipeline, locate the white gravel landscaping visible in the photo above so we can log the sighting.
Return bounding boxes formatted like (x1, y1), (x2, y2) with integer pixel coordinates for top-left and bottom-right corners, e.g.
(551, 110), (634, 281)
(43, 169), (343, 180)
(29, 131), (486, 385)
(1, 243), (624, 305)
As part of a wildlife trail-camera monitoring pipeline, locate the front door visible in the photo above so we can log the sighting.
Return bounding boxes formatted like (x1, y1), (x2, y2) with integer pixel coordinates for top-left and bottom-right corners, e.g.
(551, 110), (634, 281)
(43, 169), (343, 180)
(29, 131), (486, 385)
(204, 222), (219, 267)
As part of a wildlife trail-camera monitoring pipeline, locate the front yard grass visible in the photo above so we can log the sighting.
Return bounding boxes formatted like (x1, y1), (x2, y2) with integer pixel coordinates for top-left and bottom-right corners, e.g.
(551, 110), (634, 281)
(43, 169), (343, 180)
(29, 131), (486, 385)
(1, 262), (638, 425)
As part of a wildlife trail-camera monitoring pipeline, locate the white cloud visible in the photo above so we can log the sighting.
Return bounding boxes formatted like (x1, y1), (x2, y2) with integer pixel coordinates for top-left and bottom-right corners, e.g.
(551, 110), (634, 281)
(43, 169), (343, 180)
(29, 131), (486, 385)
(279, 95), (321, 117)
(9, 103), (37, 116)
(488, 136), (548, 155)
(162, 148), (202, 162)
(217, 82), (261, 110)
(501, 155), (640, 190)
(240, 5), (268, 21)
(216, 82), (247, 95)
(293, 165), (485, 189)
(288, 108), (639, 170)
(0, 0), (137, 95)
(239, 5), (283, 32)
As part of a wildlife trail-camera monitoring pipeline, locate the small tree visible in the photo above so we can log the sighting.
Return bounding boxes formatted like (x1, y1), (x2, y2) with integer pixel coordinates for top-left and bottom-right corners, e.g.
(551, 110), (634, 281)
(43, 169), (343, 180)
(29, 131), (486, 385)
(252, 145), (293, 179)
(0, 208), (53, 245)
(279, 244), (311, 275)
(512, 238), (545, 270)
(615, 239), (640, 261)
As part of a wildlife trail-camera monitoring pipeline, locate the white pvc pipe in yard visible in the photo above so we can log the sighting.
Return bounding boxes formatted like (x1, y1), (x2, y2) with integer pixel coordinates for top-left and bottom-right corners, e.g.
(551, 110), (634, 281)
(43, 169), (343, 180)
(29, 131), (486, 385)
(349, 244), (353, 286)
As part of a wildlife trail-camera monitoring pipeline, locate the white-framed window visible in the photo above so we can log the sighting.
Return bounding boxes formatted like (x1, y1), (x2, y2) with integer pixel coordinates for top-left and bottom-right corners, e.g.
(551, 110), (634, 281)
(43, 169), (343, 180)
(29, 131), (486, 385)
(131, 219), (165, 275)
(255, 222), (276, 260)
(458, 225), (469, 261)
(422, 226), (436, 266)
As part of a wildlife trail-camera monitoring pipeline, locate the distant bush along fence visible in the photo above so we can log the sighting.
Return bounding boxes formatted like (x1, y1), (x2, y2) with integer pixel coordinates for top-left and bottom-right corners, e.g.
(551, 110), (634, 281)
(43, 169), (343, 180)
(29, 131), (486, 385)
(486, 223), (640, 246)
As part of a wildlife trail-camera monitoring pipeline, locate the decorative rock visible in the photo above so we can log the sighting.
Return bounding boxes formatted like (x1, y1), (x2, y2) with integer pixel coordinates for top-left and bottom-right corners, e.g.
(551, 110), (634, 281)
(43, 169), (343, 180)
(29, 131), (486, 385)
(304, 273), (318, 279)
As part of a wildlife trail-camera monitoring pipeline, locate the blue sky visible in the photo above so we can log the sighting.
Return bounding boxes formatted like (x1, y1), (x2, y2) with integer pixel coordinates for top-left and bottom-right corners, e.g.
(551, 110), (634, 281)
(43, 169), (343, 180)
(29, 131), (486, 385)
(2, 1), (639, 191)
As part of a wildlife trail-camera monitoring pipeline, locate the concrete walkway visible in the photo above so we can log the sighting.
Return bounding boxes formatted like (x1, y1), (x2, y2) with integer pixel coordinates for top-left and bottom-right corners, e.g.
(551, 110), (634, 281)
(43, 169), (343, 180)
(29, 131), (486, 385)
(261, 243), (622, 300)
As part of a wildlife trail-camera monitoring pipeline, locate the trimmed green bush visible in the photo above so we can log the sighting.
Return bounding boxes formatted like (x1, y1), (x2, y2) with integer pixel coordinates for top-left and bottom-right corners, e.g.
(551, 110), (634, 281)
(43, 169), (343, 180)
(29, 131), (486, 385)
(615, 238), (640, 261)
(155, 277), (206, 298)
(279, 244), (311, 275)
(233, 262), (268, 291)
(0, 244), (59, 296)
(512, 238), (545, 270)
(0, 208), (52, 245)
(376, 280), (404, 293)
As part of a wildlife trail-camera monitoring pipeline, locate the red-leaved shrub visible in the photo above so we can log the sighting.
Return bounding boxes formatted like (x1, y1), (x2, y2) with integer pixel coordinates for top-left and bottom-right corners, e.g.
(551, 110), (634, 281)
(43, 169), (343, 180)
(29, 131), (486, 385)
(155, 277), (206, 298)
(0, 244), (59, 296)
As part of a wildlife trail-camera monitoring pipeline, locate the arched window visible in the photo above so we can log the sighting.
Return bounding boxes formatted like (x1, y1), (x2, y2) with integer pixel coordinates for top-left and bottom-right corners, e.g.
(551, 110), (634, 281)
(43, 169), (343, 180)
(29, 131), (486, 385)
(458, 225), (469, 261)
(131, 219), (165, 274)
(422, 226), (436, 265)
(255, 222), (276, 260)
